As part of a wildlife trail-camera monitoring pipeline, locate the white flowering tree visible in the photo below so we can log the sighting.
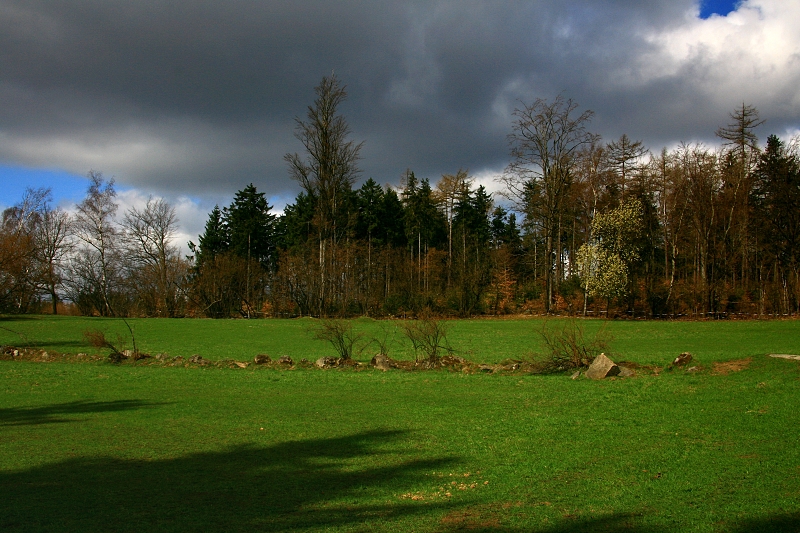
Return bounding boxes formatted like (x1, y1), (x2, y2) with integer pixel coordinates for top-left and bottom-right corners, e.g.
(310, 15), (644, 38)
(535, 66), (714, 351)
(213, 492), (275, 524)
(577, 200), (643, 314)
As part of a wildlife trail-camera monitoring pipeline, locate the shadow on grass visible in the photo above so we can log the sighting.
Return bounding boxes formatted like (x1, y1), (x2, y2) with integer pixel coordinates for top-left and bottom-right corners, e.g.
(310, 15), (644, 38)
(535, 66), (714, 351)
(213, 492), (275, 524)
(0, 429), (459, 532)
(0, 399), (170, 426)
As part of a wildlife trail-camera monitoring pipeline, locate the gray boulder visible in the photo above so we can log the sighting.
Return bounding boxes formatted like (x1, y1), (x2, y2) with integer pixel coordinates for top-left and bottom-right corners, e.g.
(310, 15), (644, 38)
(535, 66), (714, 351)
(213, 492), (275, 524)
(370, 354), (392, 371)
(315, 356), (338, 369)
(586, 353), (620, 380)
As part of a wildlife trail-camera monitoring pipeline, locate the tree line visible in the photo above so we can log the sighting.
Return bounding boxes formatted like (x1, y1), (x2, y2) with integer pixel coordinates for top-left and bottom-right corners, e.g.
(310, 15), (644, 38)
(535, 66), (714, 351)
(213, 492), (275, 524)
(2, 75), (798, 318)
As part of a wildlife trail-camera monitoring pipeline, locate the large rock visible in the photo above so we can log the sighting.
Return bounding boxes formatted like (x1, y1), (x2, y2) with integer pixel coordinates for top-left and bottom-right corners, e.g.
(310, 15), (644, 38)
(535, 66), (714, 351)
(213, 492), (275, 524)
(370, 354), (391, 371)
(586, 353), (620, 380)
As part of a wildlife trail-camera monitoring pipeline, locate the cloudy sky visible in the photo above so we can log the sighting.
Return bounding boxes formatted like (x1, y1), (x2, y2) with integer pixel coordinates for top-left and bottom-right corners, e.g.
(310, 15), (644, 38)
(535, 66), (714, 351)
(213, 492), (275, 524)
(1, 0), (799, 247)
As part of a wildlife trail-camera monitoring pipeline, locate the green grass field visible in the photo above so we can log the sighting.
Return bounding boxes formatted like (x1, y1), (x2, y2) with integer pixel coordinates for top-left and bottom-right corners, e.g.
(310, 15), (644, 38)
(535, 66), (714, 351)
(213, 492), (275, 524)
(3, 314), (800, 365)
(1, 316), (799, 532)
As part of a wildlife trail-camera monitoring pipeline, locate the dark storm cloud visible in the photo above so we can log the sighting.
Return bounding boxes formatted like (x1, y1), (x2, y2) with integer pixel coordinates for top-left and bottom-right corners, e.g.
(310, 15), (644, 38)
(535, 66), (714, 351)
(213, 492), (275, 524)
(1, 0), (798, 202)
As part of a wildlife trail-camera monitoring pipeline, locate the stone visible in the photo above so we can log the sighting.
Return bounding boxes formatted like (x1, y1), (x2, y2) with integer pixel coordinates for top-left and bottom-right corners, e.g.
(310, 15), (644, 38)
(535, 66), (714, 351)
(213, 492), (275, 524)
(188, 354), (208, 365)
(478, 364), (495, 373)
(123, 349), (133, 358)
(618, 366), (636, 378)
(768, 354), (800, 361)
(277, 355), (293, 365)
(672, 352), (693, 366)
(370, 354), (391, 371)
(570, 371), (581, 380)
(316, 356), (338, 369)
(585, 353), (620, 380)
(234, 361), (248, 369)
(253, 354), (271, 365)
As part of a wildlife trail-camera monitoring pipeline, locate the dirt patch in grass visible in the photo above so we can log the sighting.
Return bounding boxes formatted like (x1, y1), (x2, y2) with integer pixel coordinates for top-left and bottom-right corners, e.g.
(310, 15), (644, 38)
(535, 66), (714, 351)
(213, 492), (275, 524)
(712, 357), (752, 375)
(440, 508), (501, 529)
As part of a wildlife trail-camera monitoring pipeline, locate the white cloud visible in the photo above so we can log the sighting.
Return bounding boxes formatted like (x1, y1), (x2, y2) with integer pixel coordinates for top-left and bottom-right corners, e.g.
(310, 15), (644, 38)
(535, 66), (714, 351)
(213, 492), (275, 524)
(636, 0), (800, 110)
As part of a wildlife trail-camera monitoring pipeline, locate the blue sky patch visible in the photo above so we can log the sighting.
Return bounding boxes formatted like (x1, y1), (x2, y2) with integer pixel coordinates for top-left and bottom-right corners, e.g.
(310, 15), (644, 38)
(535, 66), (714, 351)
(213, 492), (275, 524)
(699, 0), (740, 19)
(0, 166), (88, 210)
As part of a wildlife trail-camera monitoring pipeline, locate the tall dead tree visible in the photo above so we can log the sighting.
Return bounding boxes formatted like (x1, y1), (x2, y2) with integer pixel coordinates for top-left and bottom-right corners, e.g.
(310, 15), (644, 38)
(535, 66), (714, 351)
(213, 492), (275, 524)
(501, 94), (597, 312)
(285, 74), (364, 316)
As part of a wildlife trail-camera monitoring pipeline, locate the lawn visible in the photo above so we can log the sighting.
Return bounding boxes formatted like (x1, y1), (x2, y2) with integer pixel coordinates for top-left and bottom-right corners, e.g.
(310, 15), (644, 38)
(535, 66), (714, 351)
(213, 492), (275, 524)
(3, 314), (800, 365)
(1, 316), (799, 532)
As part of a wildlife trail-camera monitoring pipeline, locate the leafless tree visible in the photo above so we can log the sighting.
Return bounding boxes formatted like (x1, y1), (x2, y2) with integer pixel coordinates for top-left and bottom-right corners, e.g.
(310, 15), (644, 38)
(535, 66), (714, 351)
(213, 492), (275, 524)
(606, 134), (649, 201)
(32, 203), (73, 314)
(500, 94), (597, 312)
(123, 197), (182, 316)
(285, 74), (364, 316)
(73, 171), (119, 316)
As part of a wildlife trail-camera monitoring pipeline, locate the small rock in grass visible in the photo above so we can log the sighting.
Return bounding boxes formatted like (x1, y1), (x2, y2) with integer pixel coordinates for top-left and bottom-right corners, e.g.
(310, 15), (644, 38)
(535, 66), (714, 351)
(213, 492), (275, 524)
(672, 352), (693, 366)
(370, 354), (391, 371)
(586, 353), (620, 380)
(570, 371), (581, 380)
(618, 366), (636, 378)
(234, 361), (248, 369)
(316, 357), (337, 369)
(277, 355), (293, 366)
(253, 354), (271, 365)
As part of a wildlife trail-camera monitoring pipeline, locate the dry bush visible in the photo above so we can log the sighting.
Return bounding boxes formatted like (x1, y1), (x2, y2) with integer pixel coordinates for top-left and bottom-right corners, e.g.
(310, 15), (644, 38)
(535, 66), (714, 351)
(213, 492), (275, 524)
(368, 321), (399, 357)
(83, 329), (120, 352)
(400, 315), (453, 363)
(533, 318), (612, 373)
(311, 319), (364, 360)
(83, 319), (140, 361)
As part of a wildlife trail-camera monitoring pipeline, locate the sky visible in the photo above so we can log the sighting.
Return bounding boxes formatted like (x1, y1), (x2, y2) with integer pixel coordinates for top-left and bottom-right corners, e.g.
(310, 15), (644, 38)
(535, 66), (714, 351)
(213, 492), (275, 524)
(1, 0), (798, 249)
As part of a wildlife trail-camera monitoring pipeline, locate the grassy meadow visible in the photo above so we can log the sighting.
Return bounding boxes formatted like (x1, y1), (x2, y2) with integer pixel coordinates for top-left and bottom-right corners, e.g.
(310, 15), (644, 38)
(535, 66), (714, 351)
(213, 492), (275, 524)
(1, 315), (799, 532)
(3, 314), (800, 365)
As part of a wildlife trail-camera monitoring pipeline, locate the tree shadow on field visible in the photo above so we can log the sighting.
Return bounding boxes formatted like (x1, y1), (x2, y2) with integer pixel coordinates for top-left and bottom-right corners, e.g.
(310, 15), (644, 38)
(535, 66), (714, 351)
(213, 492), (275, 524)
(0, 429), (459, 532)
(0, 399), (168, 426)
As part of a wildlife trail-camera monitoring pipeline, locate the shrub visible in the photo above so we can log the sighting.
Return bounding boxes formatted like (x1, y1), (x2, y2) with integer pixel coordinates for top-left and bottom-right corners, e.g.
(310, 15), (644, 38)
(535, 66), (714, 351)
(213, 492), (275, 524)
(368, 321), (399, 357)
(400, 315), (452, 364)
(533, 318), (612, 373)
(310, 319), (364, 360)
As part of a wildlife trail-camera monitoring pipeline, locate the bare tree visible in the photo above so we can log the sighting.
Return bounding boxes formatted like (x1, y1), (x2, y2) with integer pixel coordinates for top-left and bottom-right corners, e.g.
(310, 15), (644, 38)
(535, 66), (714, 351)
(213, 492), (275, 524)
(123, 197), (181, 316)
(32, 203), (73, 314)
(73, 171), (119, 316)
(606, 134), (649, 201)
(284, 74), (364, 316)
(435, 169), (472, 286)
(500, 94), (597, 312)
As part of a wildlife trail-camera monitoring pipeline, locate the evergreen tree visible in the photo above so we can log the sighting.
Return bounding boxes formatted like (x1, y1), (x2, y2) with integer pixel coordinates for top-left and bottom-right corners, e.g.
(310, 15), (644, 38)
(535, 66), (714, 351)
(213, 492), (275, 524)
(189, 205), (229, 266)
(276, 191), (317, 250)
(224, 183), (276, 267)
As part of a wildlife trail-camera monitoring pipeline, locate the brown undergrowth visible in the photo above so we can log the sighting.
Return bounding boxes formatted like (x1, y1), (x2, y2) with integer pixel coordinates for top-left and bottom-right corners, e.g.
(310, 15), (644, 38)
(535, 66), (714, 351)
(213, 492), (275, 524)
(712, 357), (752, 375)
